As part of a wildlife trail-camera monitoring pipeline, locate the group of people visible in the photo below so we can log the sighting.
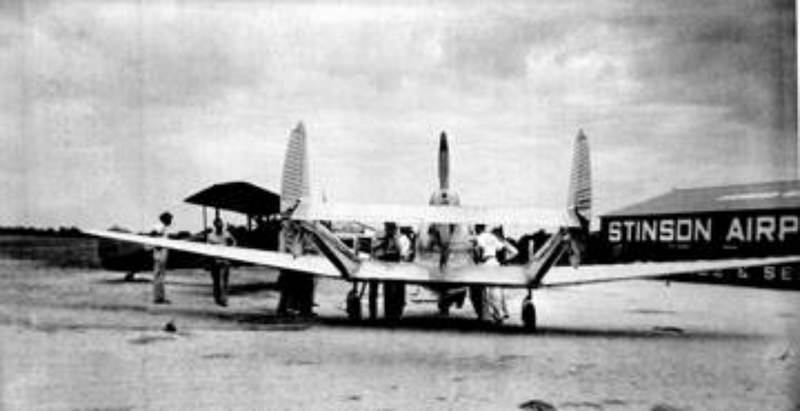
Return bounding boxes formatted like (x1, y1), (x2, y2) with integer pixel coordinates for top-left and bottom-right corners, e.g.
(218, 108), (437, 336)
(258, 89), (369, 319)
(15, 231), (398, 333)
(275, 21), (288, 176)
(377, 221), (518, 324)
(148, 211), (236, 307)
(146, 210), (518, 324)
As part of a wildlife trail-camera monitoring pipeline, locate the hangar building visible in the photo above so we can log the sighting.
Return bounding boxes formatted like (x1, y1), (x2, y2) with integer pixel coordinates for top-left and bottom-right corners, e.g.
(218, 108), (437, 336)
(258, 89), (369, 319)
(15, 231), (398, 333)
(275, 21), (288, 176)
(599, 180), (800, 289)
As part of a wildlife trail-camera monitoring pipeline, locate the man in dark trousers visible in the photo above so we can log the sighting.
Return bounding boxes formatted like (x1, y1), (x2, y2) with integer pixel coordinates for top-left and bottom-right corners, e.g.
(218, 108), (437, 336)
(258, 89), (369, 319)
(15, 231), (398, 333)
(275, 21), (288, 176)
(369, 222), (408, 320)
(277, 221), (316, 317)
(206, 217), (235, 307)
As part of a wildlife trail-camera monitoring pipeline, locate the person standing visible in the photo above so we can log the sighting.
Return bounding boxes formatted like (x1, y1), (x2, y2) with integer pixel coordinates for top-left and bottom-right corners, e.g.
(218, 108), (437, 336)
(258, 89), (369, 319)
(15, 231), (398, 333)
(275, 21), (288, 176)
(277, 221), (316, 317)
(206, 217), (236, 307)
(403, 226), (419, 261)
(397, 227), (413, 262)
(373, 222), (402, 262)
(369, 222), (405, 320)
(474, 224), (518, 323)
(151, 211), (173, 304)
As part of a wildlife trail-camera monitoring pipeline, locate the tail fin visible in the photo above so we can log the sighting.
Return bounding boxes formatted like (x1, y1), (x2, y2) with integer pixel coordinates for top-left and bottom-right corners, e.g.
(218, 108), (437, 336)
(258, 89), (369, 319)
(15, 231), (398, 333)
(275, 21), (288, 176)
(566, 129), (591, 267)
(438, 131), (449, 190)
(567, 129), (591, 229)
(527, 130), (593, 278)
(281, 122), (311, 212)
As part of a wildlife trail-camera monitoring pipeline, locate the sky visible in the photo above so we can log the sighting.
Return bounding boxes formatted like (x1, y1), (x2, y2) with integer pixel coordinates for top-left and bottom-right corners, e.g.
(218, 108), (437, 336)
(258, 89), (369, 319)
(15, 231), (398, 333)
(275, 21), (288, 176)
(0, 0), (796, 231)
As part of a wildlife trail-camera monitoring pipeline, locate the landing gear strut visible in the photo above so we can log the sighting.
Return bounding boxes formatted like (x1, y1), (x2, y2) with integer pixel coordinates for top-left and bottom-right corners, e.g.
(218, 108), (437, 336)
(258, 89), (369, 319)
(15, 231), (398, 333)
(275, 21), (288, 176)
(521, 290), (537, 332)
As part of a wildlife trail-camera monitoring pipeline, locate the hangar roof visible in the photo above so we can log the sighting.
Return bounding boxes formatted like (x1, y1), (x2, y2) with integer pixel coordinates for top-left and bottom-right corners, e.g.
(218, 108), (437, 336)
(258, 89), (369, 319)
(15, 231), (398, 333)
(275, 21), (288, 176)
(604, 180), (800, 217)
(185, 181), (280, 216)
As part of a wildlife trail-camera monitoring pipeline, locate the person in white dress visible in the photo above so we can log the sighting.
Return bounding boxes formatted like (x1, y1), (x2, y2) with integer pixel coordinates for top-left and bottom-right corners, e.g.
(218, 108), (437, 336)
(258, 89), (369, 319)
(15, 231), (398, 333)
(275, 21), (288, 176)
(151, 212), (173, 304)
(474, 225), (518, 323)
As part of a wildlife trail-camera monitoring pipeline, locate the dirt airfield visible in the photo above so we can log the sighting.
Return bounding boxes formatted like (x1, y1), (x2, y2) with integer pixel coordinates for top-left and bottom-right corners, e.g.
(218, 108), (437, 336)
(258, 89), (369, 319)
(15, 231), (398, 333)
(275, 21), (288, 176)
(0, 257), (798, 411)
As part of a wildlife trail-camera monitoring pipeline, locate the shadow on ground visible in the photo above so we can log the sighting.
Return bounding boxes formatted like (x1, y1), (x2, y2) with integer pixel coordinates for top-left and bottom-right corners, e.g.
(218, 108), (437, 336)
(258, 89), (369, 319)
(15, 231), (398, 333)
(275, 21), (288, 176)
(315, 315), (759, 341)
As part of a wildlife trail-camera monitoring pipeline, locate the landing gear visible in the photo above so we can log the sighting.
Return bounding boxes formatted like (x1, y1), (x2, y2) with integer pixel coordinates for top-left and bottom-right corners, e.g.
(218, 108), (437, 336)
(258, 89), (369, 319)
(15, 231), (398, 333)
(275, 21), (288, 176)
(383, 281), (406, 322)
(437, 287), (464, 316)
(521, 291), (537, 332)
(346, 285), (361, 321)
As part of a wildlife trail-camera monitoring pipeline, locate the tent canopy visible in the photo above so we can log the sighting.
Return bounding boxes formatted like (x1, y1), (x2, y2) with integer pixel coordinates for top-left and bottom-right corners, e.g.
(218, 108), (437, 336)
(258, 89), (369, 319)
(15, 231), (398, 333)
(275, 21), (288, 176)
(185, 181), (280, 217)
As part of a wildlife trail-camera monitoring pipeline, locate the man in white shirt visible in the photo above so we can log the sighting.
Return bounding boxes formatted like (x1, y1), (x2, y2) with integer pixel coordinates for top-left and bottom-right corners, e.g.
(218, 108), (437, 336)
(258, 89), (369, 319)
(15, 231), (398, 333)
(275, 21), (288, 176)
(399, 226), (416, 262)
(397, 228), (412, 262)
(151, 212), (173, 304)
(207, 217), (236, 307)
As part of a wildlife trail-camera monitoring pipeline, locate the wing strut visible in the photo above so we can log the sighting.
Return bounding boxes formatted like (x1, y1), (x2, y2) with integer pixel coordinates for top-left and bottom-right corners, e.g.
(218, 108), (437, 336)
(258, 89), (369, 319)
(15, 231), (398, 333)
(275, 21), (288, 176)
(524, 229), (570, 287)
(294, 221), (362, 279)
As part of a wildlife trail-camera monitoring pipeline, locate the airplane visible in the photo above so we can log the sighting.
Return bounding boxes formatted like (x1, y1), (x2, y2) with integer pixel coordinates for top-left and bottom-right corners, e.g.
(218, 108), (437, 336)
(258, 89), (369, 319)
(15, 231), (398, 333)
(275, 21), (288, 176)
(85, 123), (800, 330)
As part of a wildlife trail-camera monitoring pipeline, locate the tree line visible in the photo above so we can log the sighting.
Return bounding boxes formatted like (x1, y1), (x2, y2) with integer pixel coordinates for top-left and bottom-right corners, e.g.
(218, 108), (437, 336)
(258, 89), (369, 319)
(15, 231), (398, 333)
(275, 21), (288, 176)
(0, 226), (85, 237)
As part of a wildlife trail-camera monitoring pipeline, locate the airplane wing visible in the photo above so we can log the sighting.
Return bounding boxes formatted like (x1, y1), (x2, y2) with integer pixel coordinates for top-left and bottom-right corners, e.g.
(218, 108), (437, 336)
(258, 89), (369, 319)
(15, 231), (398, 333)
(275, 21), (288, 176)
(84, 229), (800, 289)
(293, 201), (574, 228)
(539, 256), (800, 288)
(348, 255), (800, 288)
(86, 228), (527, 285)
(84, 229), (341, 278)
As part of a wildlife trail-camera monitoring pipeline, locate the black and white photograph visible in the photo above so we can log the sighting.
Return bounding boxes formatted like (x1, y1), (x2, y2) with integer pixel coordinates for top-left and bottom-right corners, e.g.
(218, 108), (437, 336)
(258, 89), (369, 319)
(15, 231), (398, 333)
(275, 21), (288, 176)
(0, 0), (798, 409)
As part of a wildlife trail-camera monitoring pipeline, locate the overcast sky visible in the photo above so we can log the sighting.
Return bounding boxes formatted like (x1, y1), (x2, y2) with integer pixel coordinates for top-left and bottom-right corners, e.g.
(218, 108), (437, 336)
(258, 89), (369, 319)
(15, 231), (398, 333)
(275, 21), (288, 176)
(0, 0), (796, 231)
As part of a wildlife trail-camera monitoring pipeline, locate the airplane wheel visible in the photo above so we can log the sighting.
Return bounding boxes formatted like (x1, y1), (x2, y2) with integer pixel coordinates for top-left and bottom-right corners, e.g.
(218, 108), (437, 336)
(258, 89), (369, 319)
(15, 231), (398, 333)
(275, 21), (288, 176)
(384, 282), (405, 322)
(346, 289), (361, 321)
(521, 296), (537, 332)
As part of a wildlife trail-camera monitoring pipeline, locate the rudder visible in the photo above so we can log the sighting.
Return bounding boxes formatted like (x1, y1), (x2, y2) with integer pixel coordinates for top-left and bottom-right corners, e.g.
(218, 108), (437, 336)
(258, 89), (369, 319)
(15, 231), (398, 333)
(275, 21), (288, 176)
(565, 129), (591, 267)
(567, 129), (591, 229)
(281, 122), (311, 212)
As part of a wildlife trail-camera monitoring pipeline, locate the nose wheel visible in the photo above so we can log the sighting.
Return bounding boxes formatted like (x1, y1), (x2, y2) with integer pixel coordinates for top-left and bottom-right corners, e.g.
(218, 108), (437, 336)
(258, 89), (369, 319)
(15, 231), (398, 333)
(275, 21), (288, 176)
(521, 293), (537, 332)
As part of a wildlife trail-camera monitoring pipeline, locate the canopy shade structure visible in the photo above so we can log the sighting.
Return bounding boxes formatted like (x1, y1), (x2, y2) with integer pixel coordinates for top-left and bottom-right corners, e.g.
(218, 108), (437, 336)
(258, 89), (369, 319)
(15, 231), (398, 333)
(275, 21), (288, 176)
(184, 181), (280, 217)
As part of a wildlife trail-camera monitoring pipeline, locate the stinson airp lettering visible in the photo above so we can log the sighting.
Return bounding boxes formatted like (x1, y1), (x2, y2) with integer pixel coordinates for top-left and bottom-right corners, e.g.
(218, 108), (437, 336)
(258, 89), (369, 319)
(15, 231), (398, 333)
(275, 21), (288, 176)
(607, 214), (800, 243)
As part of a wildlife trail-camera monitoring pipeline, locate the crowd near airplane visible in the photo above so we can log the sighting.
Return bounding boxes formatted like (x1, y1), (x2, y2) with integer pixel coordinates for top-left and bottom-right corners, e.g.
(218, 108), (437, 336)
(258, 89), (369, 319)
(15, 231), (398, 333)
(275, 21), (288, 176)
(87, 124), (800, 330)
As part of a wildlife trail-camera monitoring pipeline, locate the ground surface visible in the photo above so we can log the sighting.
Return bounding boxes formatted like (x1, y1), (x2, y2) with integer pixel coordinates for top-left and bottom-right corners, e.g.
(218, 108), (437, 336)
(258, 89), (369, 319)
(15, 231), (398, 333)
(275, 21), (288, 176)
(0, 256), (798, 410)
